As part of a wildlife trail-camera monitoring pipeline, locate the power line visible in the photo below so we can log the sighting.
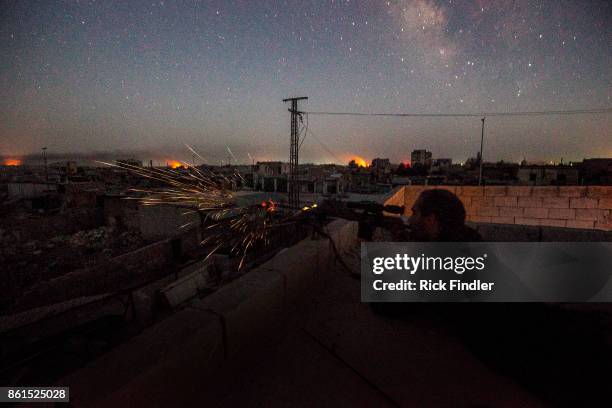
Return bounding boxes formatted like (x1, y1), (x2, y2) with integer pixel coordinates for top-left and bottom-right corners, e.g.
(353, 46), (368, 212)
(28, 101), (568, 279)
(304, 126), (344, 164)
(293, 112), (343, 163)
(303, 107), (612, 118)
(297, 107), (612, 165)
(298, 112), (309, 150)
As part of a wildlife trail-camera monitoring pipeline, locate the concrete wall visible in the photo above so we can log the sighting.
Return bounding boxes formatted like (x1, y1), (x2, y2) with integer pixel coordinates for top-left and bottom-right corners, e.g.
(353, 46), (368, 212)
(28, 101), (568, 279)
(65, 190), (98, 208)
(7, 182), (58, 199)
(2, 208), (104, 242)
(103, 196), (140, 229)
(386, 186), (612, 231)
(139, 204), (201, 240)
(60, 219), (359, 407)
(14, 228), (202, 311)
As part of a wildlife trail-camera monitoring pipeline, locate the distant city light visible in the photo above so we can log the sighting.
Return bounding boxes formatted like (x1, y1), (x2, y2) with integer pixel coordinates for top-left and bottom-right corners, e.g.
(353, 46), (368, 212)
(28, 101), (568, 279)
(4, 158), (22, 166)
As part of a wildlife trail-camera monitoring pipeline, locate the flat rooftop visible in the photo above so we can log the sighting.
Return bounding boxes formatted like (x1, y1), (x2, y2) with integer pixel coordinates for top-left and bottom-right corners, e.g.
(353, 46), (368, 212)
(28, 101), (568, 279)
(83, 235), (611, 407)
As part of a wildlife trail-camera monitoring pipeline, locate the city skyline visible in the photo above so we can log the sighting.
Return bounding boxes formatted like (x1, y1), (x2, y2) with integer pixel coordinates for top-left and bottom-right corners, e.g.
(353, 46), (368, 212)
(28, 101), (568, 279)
(0, 145), (601, 168)
(1, 1), (611, 163)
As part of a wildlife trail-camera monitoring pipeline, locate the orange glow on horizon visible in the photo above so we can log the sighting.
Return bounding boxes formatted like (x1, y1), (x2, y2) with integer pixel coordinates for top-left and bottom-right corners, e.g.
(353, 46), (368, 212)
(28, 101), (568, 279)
(4, 158), (22, 166)
(350, 155), (368, 167)
(167, 160), (183, 169)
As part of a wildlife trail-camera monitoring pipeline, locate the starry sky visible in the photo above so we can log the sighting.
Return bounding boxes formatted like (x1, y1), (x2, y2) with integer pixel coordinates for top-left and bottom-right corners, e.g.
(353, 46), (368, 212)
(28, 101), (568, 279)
(1, 0), (611, 165)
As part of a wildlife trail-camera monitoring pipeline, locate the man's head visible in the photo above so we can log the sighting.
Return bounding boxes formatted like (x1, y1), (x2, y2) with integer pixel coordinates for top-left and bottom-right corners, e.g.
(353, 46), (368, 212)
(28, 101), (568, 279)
(408, 189), (466, 241)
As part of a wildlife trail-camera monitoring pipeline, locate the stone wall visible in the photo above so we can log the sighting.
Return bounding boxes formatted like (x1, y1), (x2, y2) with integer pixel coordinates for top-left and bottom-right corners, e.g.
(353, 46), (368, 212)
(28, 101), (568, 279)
(386, 186), (612, 231)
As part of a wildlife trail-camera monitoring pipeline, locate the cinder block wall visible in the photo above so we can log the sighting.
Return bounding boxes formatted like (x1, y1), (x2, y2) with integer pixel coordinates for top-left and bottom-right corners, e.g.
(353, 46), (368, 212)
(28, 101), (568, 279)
(387, 186), (612, 231)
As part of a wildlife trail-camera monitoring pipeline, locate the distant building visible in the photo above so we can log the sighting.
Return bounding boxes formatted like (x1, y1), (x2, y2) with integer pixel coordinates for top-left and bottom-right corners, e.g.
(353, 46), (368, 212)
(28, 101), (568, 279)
(411, 150), (433, 168)
(371, 158), (390, 168)
(431, 158), (452, 173)
(254, 161), (290, 176)
(67, 161), (77, 175)
(321, 173), (346, 195)
(481, 162), (519, 185)
(346, 166), (377, 193)
(370, 158), (392, 183)
(517, 165), (579, 185)
(252, 161), (289, 192)
(299, 165), (347, 195)
(8, 180), (58, 199)
(116, 158), (143, 167)
(464, 154), (480, 170)
(50, 161), (78, 177)
(581, 158), (612, 185)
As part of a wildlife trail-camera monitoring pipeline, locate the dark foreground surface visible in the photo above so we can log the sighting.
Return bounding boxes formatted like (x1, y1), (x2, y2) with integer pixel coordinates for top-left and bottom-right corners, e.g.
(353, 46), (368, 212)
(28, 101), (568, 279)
(87, 246), (611, 407)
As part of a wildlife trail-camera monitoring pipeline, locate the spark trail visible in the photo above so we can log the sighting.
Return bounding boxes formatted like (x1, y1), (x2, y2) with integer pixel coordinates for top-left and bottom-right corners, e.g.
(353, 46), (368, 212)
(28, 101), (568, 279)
(99, 158), (291, 270)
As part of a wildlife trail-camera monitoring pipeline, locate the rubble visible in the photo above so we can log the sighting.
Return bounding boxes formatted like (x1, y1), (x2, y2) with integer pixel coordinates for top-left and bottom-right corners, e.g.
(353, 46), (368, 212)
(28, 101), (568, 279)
(68, 227), (114, 249)
(1, 223), (146, 309)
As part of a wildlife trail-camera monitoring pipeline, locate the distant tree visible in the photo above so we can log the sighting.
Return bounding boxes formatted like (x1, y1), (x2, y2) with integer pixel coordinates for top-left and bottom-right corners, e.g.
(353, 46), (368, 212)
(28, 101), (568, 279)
(348, 159), (357, 169)
(395, 162), (412, 176)
(465, 156), (478, 170)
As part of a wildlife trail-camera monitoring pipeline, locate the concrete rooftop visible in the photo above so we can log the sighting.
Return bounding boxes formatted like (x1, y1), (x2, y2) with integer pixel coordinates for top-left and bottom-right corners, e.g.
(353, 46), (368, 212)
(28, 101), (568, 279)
(60, 220), (611, 407)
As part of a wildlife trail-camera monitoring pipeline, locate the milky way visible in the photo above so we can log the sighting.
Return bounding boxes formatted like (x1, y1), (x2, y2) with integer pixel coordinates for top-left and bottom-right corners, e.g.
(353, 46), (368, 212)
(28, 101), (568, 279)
(1, 0), (610, 164)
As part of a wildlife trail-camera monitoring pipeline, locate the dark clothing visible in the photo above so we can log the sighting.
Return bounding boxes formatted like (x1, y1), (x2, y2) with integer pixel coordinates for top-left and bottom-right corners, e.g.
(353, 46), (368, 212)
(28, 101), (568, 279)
(437, 224), (482, 242)
(407, 224), (483, 242)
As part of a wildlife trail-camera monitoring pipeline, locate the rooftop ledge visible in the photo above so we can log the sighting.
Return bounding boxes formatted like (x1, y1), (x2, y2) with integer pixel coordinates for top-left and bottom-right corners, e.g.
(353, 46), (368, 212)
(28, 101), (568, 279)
(60, 218), (359, 407)
(58, 217), (610, 406)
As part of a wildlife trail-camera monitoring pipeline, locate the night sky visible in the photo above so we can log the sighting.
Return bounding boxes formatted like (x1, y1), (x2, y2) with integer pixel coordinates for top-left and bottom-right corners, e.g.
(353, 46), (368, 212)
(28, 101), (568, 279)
(1, 0), (610, 165)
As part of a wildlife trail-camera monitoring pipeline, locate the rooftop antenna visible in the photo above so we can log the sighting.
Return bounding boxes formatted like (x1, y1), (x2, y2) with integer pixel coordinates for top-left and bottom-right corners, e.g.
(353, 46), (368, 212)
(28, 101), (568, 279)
(478, 117), (485, 186)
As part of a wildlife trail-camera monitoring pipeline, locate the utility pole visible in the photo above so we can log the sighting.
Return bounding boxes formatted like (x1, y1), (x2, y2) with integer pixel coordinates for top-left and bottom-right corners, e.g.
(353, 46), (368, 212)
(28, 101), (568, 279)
(41, 147), (48, 185)
(282, 96), (308, 210)
(478, 117), (485, 186)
